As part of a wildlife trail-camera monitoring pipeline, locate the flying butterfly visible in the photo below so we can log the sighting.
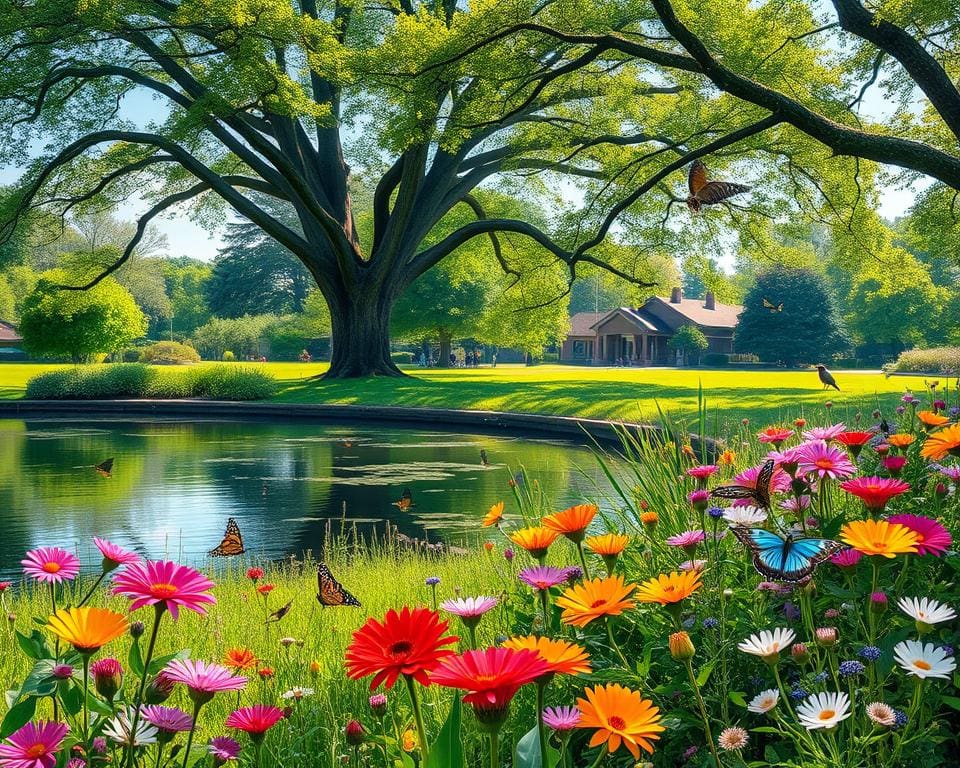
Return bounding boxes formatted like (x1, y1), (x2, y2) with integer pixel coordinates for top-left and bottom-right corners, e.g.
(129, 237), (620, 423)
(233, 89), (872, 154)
(266, 598), (293, 624)
(731, 526), (845, 582)
(762, 298), (783, 313)
(686, 159), (752, 213)
(209, 518), (245, 557)
(317, 562), (360, 607)
(392, 488), (415, 511)
(711, 459), (775, 509)
(94, 458), (114, 478)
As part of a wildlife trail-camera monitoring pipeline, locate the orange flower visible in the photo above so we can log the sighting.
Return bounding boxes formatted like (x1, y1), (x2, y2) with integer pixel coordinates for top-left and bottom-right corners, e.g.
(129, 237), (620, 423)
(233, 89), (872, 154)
(502, 635), (591, 676)
(718, 450), (736, 466)
(839, 519), (918, 558)
(509, 527), (559, 559)
(921, 424), (960, 461)
(482, 501), (505, 528)
(887, 433), (916, 449)
(224, 647), (258, 671)
(917, 410), (949, 428)
(542, 504), (598, 543)
(577, 683), (664, 759)
(45, 607), (128, 653)
(586, 533), (629, 556)
(556, 575), (636, 628)
(639, 511), (658, 527)
(635, 571), (702, 605)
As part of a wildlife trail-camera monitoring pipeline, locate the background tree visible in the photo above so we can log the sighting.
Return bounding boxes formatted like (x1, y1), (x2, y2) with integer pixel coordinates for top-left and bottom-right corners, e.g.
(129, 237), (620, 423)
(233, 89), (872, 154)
(18, 270), (147, 362)
(734, 267), (850, 366)
(161, 258), (213, 339)
(668, 324), (709, 366)
(189, 315), (280, 361)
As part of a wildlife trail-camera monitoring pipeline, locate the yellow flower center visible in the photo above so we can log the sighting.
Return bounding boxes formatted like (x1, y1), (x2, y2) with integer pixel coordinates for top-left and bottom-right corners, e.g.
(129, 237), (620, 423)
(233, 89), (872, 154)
(25, 744), (48, 758)
(818, 710), (836, 720)
(42, 562), (61, 574)
(913, 659), (932, 670)
(770, 642), (780, 652)
(608, 715), (626, 731)
(663, 585), (676, 594)
(150, 583), (178, 598)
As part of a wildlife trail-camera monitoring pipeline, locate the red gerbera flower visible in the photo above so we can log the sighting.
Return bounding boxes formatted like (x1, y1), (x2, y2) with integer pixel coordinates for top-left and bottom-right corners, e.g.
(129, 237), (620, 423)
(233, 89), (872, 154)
(835, 431), (874, 457)
(840, 476), (910, 512)
(346, 607), (458, 690)
(430, 647), (549, 712)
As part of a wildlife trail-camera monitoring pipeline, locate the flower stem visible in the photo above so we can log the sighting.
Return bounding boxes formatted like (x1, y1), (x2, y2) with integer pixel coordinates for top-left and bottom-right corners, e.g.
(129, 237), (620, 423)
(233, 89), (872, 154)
(404, 675), (430, 767)
(535, 681), (549, 768)
(538, 590), (550, 633)
(489, 730), (499, 768)
(576, 542), (591, 579)
(685, 659), (721, 768)
(605, 618), (629, 668)
(126, 604), (165, 768)
(181, 699), (203, 768)
(78, 572), (107, 608)
(586, 745), (608, 768)
(82, 654), (91, 744)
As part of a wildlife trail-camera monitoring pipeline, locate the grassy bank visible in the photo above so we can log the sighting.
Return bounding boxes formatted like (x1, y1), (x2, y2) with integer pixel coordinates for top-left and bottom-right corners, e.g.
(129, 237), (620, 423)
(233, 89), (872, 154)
(0, 362), (924, 427)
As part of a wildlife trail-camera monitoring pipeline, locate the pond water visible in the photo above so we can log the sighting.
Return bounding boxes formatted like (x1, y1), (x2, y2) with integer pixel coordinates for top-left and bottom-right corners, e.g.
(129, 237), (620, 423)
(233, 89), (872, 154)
(0, 417), (615, 579)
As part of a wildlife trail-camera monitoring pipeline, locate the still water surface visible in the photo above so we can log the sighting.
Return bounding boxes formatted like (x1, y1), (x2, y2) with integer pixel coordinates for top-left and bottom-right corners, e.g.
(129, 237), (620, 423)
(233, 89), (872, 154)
(0, 417), (614, 579)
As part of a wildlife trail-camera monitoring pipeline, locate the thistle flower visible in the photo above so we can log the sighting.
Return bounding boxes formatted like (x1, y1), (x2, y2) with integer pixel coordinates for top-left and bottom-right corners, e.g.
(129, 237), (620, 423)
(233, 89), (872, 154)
(717, 726), (748, 751)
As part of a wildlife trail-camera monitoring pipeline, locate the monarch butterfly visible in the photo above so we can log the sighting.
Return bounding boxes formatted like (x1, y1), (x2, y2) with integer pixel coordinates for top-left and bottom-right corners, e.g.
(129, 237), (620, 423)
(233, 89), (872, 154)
(94, 458), (114, 478)
(317, 563), (360, 607)
(710, 459), (776, 509)
(731, 526), (844, 582)
(687, 159), (751, 213)
(209, 518), (245, 557)
(266, 598), (293, 623)
(762, 298), (783, 312)
(392, 488), (415, 511)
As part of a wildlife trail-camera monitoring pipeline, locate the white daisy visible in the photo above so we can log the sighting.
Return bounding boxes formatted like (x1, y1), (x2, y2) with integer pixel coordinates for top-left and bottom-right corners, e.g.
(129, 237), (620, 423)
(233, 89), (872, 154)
(747, 689), (780, 714)
(722, 506), (768, 526)
(281, 686), (316, 700)
(897, 597), (956, 626)
(796, 692), (851, 730)
(738, 628), (796, 658)
(893, 640), (957, 679)
(103, 707), (159, 747)
(865, 702), (896, 727)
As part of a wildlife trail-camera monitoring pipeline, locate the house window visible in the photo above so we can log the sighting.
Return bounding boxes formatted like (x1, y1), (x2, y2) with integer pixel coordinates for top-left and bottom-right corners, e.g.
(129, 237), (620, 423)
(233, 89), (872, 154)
(572, 340), (593, 358)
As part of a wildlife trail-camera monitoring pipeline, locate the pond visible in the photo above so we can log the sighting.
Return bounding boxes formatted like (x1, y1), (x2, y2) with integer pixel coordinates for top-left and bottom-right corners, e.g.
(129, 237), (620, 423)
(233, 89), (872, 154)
(0, 417), (616, 579)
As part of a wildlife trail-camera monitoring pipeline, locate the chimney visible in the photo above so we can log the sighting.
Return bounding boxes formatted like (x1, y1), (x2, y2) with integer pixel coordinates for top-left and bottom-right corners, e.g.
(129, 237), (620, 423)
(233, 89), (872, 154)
(670, 287), (683, 304)
(705, 291), (716, 310)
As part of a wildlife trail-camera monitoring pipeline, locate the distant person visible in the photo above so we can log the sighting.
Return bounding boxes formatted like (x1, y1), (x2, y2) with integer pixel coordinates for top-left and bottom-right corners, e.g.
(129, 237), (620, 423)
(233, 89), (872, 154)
(491, 353), (497, 367)
(475, 350), (482, 367)
(419, 351), (426, 367)
(298, 349), (311, 362)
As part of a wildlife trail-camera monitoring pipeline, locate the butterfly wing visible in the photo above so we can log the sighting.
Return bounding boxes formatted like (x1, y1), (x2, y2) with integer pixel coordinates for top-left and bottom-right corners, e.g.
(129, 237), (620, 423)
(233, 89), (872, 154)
(317, 562), (360, 607)
(711, 485), (760, 503)
(763, 298), (775, 310)
(266, 598), (293, 623)
(95, 458), (114, 477)
(776, 303), (784, 312)
(781, 538), (845, 580)
(688, 159), (708, 196)
(734, 528), (841, 581)
(209, 518), (245, 557)
(695, 180), (751, 205)
(754, 460), (775, 509)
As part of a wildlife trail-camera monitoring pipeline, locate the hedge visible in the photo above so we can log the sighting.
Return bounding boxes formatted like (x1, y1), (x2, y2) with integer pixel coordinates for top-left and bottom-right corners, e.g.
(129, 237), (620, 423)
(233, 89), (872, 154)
(887, 347), (960, 374)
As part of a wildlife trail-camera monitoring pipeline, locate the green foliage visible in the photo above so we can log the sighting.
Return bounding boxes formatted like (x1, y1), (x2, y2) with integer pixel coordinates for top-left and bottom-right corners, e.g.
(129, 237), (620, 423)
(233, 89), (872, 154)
(668, 324), (709, 365)
(701, 352), (729, 366)
(162, 258), (213, 337)
(18, 271), (147, 362)
(888, 347), (960, 374)
(734, 267), (850, 365)
(25, 364), (152, 399)
(187, 365), (277, 399)
(138, 340), (201, 365)
(190, 315), (279, 360)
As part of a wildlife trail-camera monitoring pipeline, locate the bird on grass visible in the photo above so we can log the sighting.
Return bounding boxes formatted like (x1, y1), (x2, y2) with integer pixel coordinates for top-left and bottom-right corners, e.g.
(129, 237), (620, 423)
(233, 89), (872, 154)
(816, 364), (840, 391)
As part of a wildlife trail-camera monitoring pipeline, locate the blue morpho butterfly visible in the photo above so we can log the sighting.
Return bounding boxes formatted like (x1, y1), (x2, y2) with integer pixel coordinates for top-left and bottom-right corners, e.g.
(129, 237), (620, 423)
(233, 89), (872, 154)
(731, 527), (845, 582)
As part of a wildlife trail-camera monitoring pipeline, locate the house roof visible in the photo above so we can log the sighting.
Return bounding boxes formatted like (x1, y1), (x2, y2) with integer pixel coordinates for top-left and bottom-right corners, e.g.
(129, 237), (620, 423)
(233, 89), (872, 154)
(0, 320), (21, 342)
(650, 296), (742, 328)
(568, 311), (604, 337)
(592, 307), (672, 333)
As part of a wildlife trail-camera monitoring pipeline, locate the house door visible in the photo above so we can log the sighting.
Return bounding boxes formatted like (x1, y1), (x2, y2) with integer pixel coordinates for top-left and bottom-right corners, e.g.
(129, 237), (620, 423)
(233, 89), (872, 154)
(620, 336), (633, 360)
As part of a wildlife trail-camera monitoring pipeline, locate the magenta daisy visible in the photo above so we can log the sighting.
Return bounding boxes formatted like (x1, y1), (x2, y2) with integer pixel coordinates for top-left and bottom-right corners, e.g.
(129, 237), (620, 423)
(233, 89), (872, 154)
(781, 496), (811, 514)
(666, 530), (706, 549)
(208, 736), (241, 764)
(938, 465), (960, 483)
(21, 547), (80, 585)
(225, 705), (284, 740)
(0, 721), (69, 768)
(440, 596), (498, 620)
(686, 465), (718, 480)
(796, 440), (856, 480)
(757, 427), (793, 445)
(140, 705), (193, 736)
(886, 514), (952, 556)
(162, 659), (247, 704)
(112, 561), (216, 619)
(519, 566), (569, 591)
(802, 423), (847, 441)
(542, 705), (581, 731)
(830, 549), (863, 569)
(94, 538), (142, 571)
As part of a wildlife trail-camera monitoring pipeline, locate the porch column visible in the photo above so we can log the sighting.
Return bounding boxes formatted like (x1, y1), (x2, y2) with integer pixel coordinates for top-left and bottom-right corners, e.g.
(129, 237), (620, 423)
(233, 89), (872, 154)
(641, 333), (648, 362)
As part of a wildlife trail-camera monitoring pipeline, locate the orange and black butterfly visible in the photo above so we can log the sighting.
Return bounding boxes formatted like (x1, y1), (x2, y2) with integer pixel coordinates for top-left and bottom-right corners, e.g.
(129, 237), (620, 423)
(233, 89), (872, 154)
(209, 518), (245, 557)
(763, 298), (783, 313)
(317, 563), (360, 607)
(94, 458), (114, 478)
(392, 488), (415, 511)
(687, 159), (751, 213)
(266, 598), (294, 623)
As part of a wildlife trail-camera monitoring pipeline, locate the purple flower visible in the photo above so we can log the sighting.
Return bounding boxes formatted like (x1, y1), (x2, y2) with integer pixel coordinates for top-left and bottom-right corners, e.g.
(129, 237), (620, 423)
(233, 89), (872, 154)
(52, 664), (74, 680)
(839, 660), (865, 677)
(859, 646), (882, 661)
(666, 530), (706, 549)
(440, 596), (498, 619)
(707, 506), (725, 519)
(519, 565), (568, 591)
(562, 566), (582, 584)
(542, 706), (581, 732)
(425, 576), (441, 587)
(209, 736), (241, 764)
(783, 602), (801, 621)
(503, 548), (514, 563)
(703, 617), (719, 629)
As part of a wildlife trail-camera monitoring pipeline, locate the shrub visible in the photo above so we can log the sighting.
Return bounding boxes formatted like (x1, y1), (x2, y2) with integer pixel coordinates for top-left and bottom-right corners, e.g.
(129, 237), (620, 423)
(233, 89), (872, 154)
(188, 366), (277, 400)
(222, 350), (236, 361)
(889, 346), (960, 374)
(391, 351), (414, 364)
(25, 370), (80, 399)
(25, 364), (152, 399)
(139, 340), (201, 365)
(145, 369), (194, 398)
(730, 353), (760, 363)
(121, 349), (141, 363)
(701, 352), (729, 366)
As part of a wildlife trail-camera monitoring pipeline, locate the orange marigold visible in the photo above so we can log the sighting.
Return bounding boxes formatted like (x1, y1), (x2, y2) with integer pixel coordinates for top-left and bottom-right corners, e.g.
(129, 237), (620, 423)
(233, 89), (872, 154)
(224, 647), (258, 671)
(556, 575), (637, 628)
(585, 533), (630, 556)
(482, 501), (505, 528)
(509, 527), (559, 559)
(577, 683), (664, 759)
(542, 504), (598, 542)
(921, 424), (960, 461)
(635, 571), (703, 605)
(502, 635), (591, 676)
(887, 433), (916, 449)
(917, 410), (950, 428)
(839, 519), (919, 558)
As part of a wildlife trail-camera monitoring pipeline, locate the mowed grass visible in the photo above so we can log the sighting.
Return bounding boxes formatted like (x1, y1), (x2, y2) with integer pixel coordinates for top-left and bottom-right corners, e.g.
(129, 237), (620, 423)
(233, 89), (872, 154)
(0, 362), (926, 427)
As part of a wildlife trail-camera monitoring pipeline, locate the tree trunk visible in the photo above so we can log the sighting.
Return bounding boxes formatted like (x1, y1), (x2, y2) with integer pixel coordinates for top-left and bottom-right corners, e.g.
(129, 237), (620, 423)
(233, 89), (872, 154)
(324, 288), (404, 378)
(437, 329), (452, 368)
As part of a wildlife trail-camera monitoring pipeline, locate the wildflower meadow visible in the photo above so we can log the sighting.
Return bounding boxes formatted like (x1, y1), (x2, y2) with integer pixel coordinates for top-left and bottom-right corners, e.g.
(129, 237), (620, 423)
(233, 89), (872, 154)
(2, 385), (960, 767)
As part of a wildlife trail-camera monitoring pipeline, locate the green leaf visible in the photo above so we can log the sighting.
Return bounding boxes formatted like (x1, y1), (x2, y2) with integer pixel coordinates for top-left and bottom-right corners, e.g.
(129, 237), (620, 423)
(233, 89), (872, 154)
(426, 696), (464, 768)
(60, 683), (83, 717)
(728, 691), (747, 708)
(696, 659), (717, 687)
(396, 754), (416, 768)
(18, 660), (58, 698)
(751, 726), (781, 734)
(1, 696), (37, 738)
(515, 725), (560, 768)
(941, 695), (960, 712)
(128, 637), (144, 677)
(148, 649), (189, 675)
(15, 630), (52, 661)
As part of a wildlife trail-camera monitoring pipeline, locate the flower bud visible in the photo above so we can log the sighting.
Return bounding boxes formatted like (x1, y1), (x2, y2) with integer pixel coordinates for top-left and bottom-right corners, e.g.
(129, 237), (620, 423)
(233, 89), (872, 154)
(791, 643), (810, 664)
(815, 627), (838, 648)
(503, 548), (514, 563)
(870, 592), (887, 615)
(129, 620), (145, 639)
(90, 658), (123, 703)
(935, 482), (948, 498)
(309, 660), (321, 677)
(345, 720), (365, 746)
(483, 541), (494, 553)
(669, 631), (696, 661)
(369, 694), (387, 718)
(144, 672), (175, 705)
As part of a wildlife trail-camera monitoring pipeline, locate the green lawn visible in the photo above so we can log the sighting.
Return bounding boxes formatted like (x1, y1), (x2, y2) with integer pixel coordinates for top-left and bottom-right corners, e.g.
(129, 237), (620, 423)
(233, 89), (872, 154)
(0, 362), (926, 428)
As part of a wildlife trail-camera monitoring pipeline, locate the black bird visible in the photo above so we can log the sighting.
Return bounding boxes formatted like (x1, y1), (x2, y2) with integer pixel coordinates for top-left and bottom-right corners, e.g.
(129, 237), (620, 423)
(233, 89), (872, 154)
(815, 364), (840, 391)
(480, 449), (489, 467)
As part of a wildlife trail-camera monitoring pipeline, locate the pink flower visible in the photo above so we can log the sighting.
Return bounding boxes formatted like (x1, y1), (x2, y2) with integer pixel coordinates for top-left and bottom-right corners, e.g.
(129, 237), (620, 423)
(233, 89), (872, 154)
(0, 582), (12, 593)
(686, 465), (719, 480)
(208, 736), (241, 764)
(938, 465), (960, 483)
(757, 427), (793, 445)
(883, 456), (907, 476)
(246, 568), (264, 582)
(112, 561), (215, 619)
(141, 705), (193, 734)
(542, 705), (581, 731)
(780, 496), (811, 514)
(162, 659), (247, 704)
(731, 464), (791, 506)
(666, 530), (706, 549)
(93, 538), (141, 571)
(886, 514), (952, 556)
(225, 705), (285, 738)
(0, 721), (69, 768)
(679, 560), (707, 572)
(687, 489), (710, 509)
(21, 547), (80, 585)
(840, 477), (910, 512)
(519, 566), (568, 591)
(440, 596), (498, 620)
(802, 424), (846, 441)
(830, 549), (863, 569)
(796, 441), (856, 480)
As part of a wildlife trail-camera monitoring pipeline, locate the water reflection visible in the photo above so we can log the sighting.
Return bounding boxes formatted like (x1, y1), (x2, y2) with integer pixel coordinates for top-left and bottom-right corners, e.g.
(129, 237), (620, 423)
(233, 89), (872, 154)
(0, 418), (612, 578)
